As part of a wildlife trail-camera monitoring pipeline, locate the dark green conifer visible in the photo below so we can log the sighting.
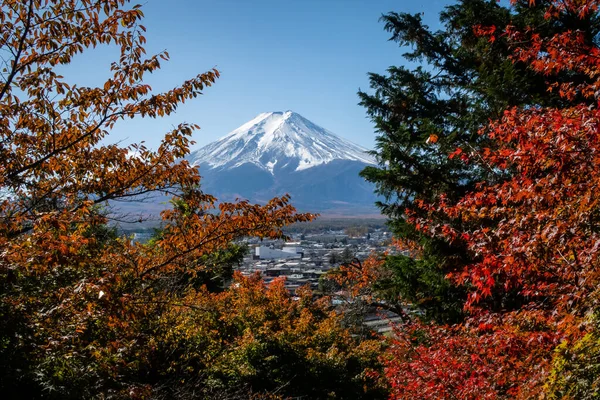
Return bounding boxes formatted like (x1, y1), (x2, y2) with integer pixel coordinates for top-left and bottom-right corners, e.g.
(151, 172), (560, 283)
(360, 0), (600, 322)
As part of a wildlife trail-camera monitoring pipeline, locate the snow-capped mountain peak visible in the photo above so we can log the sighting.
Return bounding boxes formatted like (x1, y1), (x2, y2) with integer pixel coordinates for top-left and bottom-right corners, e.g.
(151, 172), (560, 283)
(188, 111), (375, 174)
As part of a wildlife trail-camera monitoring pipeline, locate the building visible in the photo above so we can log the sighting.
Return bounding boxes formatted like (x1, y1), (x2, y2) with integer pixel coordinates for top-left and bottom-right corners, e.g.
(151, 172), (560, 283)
(254, 244), (304, 260)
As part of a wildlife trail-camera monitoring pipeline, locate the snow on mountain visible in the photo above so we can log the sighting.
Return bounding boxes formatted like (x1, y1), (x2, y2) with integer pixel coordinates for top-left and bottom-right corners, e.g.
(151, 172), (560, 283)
(188, 111), (375, 174)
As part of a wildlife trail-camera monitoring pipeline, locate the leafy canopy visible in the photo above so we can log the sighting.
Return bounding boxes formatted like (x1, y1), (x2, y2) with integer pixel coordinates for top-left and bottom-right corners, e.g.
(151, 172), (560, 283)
(359, 0), (600, 398)
(359, 0), (600, 323)
(0, 1), (383, 398)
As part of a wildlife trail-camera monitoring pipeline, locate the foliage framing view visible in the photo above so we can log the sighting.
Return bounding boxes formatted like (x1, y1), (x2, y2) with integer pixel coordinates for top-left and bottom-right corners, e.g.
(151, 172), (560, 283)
(5, 0), (600, 399)
(353, 0), (600, 398)
(0, 1), (384, 398)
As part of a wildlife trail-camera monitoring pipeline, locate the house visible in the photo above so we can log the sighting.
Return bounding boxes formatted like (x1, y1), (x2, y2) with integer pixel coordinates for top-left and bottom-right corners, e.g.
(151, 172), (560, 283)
(254, 244), (304, 260)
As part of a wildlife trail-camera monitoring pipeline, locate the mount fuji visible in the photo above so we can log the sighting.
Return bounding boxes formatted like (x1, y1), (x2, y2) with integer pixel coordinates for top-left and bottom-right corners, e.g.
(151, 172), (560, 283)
(188, 111), (380, 213)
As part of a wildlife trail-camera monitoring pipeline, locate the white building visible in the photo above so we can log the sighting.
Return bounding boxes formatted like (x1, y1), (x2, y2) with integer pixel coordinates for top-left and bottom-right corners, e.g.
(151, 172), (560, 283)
(255, 244), (303, 260)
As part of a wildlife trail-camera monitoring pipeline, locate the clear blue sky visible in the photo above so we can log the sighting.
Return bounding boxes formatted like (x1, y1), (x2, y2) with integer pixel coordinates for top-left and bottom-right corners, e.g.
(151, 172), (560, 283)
(83, 0), (454, 150)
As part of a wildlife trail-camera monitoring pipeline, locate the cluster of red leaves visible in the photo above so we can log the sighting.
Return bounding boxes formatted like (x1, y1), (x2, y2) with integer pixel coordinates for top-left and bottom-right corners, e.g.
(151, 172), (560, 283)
(415, 104), (600, 314)
(332, 254), (391, 299)
(383, 1), (600, 398)
(385, 313), (557, 400)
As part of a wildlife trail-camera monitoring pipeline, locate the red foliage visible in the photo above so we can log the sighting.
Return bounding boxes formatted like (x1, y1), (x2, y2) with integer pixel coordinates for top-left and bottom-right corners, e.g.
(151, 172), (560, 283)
(385, 315), (557, 399)
(385, 1), (600, 397)
(421, 104), (600, 316)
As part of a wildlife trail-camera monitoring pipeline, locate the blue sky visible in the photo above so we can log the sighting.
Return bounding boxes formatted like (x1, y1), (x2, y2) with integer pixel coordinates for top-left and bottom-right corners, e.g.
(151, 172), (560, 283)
(85, 0), (453, 150)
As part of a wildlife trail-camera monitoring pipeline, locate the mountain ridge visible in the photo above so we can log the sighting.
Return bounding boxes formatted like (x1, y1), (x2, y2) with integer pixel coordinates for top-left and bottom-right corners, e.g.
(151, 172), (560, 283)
(188, 111), (375, 174)
(186, 111), (380, 213)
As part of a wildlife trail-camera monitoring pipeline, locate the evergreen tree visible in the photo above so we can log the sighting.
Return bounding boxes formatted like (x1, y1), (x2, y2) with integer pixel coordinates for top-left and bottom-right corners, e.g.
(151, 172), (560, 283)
(341, 246), (354, 264)
(359, 0), (600, 322)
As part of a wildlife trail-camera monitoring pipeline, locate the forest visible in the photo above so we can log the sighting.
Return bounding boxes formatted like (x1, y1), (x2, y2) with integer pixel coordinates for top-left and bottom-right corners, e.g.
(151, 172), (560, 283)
(2, 0), (600, 399)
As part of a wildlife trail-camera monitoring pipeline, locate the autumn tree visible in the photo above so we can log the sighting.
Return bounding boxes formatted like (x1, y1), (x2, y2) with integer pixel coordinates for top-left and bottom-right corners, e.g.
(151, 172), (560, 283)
(359, 0), (600, 323)
(371, 0), (600, 397)
(157, 273), (387, 399)
(0, 1), (384, 398)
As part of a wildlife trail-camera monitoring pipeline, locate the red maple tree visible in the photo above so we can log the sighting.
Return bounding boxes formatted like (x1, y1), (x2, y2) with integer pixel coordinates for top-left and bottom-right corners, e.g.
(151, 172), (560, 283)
(383, 0), (600, 397)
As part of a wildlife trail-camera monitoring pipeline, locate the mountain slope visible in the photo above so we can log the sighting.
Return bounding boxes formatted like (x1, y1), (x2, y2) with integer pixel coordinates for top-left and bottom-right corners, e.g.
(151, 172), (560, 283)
(188, 111), (375, 174)
(188, 111), (379, 214)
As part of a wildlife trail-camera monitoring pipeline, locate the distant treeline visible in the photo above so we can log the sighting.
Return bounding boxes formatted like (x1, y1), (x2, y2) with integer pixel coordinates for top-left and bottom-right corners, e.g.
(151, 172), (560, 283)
(114, 218), (387, 238)
(283, 218), (387, 235)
